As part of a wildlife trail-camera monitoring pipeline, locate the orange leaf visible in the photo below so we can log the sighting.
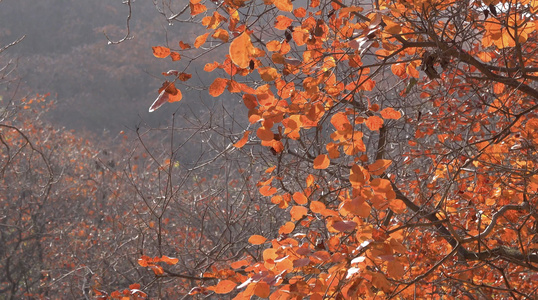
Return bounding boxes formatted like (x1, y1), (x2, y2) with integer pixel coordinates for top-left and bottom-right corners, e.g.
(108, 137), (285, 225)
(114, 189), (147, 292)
(274, 0), (293, 11)
(306, 174), (315, 187)
(310, 201), (326, 213)
(137, 255), (152, 267)
(380, 107), (401, 119)
(194, 33), (209, 48)
(365, 115), (384, 131)
(212, 28), (229, 42)
(214, 280), (237, 294)
(331, 112), (351, 132)
(152, 46), (171, 58)
(209, 78), (228, 97)
(389, 198), (407, 214)
(292, 192), (308, 205)
(233, 131), (250, 148)
(259, 185), (277, 196)
(170, 52), (181, 61)
(230, 32), (255, 68)
(149, 265), (164, 275)
(248, 235), (267, 245)
(279, 221), (295, 234)
(391, 63), (406, 77)
(350, 164), (368, 187)
(258, 67), (279, 81)
(290, 205), (308, 221)
(253, 282), (270, 298)
(178, 73), (192, 81)
(293, 7), (307, 18)
(367, 159), (392, 176)
(168, 89), (183, 103)
(231, 259), (249, 269)
(340, 198), (371, 218)
(257, 127), (274, 141)
(160, 255), (179, 265)
(387, 260), (405, 278)
(179, 41), (191, 49)
(275, 15), (293, 30)
(406, 63), (420, 78)
(190, 2), (207, 15)
(313, 154), (330, 169)
(204, 61), (220, 72)
(267, 40), (281, 52)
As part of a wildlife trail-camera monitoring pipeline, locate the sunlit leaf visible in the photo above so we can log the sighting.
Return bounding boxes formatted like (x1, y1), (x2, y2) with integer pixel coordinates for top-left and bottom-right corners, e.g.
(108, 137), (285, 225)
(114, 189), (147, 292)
(290, 205), (308, 221)
(209, 78), (228, 97)
(313, 154), (330, 169)
(248, 235), (267, 245)
(253, 282), (270, 298)
(233, 131), (250, 148)
(259, 185), (277, 196)
(214, 280), (237, 294)
(367, 159), (392, 175)
(279, 221), (295, 234)
(293, 191), (308, 205)
(230, 32), (255, 68)
(365, 116), (384, 131)
(194, 33), (210, 48)
(380, 107), (402, 119)
(160, 256), (179, 265)
(274, 0), (293, 12)
(275, 15), (293, 30)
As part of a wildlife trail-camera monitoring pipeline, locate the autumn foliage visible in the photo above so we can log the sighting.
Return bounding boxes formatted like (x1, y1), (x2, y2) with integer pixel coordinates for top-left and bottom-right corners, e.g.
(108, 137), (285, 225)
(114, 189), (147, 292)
(144, 0), (538, 298)
(3, 0), (538, 298)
